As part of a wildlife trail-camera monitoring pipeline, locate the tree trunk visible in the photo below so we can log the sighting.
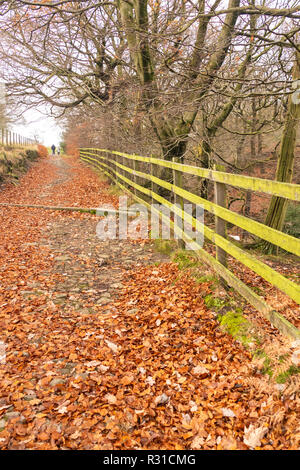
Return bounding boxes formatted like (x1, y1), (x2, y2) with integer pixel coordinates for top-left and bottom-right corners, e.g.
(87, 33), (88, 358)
(263, 49), (300, 255)
(198, 139), (211, 198)
(119, 0), (241, 199)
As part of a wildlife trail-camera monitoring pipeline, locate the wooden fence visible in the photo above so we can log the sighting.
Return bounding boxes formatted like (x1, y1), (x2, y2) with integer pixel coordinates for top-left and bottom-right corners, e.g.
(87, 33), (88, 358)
(79, 147), (300, 340)
(1, 128), (35, 146)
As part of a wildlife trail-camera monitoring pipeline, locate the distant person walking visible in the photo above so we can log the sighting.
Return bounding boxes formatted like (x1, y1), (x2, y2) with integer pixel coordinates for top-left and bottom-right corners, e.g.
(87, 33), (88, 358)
(51, 144), (56, 155)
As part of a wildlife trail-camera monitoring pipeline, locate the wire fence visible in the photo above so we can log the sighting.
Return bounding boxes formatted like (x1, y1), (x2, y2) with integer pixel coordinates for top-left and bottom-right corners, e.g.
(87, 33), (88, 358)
(1, 128), (35, 146)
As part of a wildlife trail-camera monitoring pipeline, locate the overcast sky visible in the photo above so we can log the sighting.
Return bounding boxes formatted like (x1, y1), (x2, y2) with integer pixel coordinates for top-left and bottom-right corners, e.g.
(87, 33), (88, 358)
(11, 109), (62, 147)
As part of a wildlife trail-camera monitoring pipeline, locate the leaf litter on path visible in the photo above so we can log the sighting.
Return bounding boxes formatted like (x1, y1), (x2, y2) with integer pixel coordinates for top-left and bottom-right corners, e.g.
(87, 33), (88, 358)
(0, 155), (299, 450)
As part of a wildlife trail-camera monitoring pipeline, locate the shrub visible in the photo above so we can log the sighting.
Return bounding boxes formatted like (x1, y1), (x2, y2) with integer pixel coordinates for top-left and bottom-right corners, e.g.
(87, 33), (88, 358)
(37, 144), (48, 158)
(66, 143), (79, 157)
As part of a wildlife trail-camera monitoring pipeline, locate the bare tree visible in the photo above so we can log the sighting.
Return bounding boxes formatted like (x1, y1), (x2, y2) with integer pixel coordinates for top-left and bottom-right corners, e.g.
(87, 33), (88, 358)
(0, 0), (299, 203)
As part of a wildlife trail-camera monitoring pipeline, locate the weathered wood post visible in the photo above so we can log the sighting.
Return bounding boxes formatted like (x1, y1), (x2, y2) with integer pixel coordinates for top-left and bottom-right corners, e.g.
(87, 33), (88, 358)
(94, 148), (98, 172)
(214, 163), (228, 268)
(107, 150), (112, 180)
(113, 154), (119, 183)
(100, 150), (106, 178)
(110, 151), (114, 181)
(110, 151), (113, 179)
(133, 157), (139, 196)
(172, 157), (185, 249)
(122, 153), (128, 188)
(150, 156), (161, 204)
(149, 157), (159, 237)
(150, 159), (155, 205)
(121, 154), (126, 187)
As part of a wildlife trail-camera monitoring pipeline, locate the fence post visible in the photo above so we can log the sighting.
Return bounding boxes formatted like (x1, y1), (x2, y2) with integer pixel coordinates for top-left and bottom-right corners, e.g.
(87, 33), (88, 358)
(150, 160), (155, 205)
(172, 157), (185, 249)
(133, 157), (139, 196)
(105, 150), (109, 178)
(121, 154), (126, 188)
(214, 163), (228, 268)
(109, 151), (114, 181)
(114, 153), (118, 185)
(104, 150), (108, 178)
(106, 151), (110, 178)
(103, 150), (110, 181)
(96, 150), (106, 175)
(111, 152), (116, 181)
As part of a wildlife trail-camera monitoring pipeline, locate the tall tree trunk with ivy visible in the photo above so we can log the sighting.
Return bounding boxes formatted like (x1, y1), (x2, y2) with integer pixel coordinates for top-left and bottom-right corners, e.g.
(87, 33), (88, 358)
(263, 49), (300, 255)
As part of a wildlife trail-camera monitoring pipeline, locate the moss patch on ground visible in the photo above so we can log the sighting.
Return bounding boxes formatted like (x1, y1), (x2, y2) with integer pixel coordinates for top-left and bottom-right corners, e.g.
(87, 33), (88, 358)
(217, 309), (256, 347)
(276, 365), (300, 384)
(108, 183), (126, 197)
(153, 239), (177, 256)
(204, 294), (226, 310)
(171, 250), (199, 270)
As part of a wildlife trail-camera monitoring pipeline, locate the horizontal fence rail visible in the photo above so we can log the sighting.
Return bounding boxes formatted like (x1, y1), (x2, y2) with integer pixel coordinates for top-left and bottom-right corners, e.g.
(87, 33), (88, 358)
(79, 147), (300, 340)
(1, 128), (35, 146)
(82, 148), (300, 201)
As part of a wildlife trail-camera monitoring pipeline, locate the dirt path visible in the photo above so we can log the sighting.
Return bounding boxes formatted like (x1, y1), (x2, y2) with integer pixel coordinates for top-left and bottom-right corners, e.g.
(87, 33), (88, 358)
(0, 155), (299, 450)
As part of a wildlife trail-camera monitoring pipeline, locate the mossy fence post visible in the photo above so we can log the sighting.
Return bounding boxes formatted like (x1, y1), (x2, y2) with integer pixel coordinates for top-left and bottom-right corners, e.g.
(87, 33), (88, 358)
(172, 156), (185, 249)
(214, 163), (228, 269)
(150, 159), (160, 204)
(108, 150), (114, 181)
(115, 153), (119, 186)
(133, 157), (139, 196)
(122, 154), (127, 188)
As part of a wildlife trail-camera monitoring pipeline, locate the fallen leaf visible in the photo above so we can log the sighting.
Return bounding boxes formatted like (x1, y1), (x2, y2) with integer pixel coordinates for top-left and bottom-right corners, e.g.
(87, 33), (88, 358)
(243, 424), (268, 448)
